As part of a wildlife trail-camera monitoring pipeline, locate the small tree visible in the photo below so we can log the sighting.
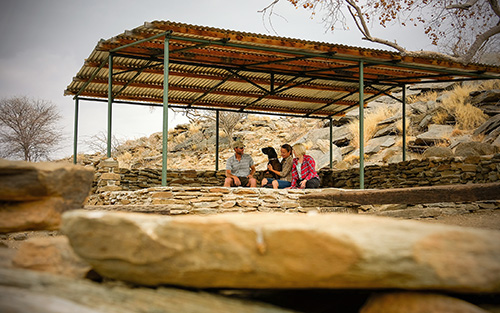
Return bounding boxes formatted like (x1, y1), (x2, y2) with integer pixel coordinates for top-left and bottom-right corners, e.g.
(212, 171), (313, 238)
(83, 131), (122, 155)
(0, 96), (62, 162)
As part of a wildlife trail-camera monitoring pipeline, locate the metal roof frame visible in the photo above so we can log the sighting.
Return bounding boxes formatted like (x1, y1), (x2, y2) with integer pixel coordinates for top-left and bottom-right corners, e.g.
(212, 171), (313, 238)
(66, 21), (500, 187)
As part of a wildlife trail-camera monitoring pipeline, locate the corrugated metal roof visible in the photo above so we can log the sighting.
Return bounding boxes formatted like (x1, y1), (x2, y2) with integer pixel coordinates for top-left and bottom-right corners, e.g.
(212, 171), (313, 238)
(65, 20), (500, 118)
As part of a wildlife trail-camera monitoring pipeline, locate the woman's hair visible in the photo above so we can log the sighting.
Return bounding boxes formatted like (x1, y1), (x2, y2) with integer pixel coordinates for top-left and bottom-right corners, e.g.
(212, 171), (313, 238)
(292, 143), (306, 157)
(281, 143), (292, 153)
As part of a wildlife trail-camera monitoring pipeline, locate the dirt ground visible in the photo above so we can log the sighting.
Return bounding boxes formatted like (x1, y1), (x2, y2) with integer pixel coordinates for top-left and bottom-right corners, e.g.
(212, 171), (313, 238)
(418, 209), (500, 230)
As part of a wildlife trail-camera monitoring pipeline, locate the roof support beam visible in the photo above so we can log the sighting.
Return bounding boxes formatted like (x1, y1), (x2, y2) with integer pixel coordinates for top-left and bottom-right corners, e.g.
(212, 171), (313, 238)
(359, 61), (365, 190)
(187, 73), (236, 107)
(162, 36), (170, 186)
(107, 53), (113, 158)
(73, 98), (79, 164)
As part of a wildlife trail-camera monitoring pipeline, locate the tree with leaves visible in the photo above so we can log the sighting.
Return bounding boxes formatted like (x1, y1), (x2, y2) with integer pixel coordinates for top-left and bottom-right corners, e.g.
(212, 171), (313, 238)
(0, 96), (62, 162)
(261, 0), (500, 64)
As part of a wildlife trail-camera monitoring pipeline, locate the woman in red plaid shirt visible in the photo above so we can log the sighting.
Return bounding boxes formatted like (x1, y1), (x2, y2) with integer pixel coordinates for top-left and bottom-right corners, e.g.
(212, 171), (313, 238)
(288, 143), (320, 189)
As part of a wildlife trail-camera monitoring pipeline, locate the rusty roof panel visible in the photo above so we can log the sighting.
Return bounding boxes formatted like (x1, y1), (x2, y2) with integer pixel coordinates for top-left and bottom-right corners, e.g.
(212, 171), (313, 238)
(65, 20), (500, 118)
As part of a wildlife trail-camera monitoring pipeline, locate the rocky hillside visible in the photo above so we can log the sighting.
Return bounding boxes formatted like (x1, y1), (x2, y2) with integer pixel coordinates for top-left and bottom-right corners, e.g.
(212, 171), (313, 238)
(76, 80), (500, 170)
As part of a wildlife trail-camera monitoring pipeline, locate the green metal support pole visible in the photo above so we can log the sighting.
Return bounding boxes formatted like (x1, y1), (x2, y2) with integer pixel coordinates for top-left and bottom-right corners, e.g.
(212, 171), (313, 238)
(402, 84), (407, 161)
(161, 36), (170, 186)
(329, 118), (333, 169)
(73, 98), (79, 164)
(216, 110), (220, 171)
(107, 53), (113, 158)
(359, 61), (365, 189)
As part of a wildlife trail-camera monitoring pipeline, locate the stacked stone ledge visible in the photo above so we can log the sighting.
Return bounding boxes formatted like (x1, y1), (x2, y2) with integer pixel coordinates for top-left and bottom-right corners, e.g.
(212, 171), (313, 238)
(86, 187), (358, 215)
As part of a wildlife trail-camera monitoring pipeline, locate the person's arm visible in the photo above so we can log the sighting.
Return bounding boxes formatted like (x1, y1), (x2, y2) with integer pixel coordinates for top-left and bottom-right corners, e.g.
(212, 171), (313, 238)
(249, 165), (256, 178)
(280, 157), (293, 179)
(289, 161), (298, 189)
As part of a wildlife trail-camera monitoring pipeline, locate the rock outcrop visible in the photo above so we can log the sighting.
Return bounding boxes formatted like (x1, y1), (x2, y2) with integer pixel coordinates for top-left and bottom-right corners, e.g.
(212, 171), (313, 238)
(0, 159), (94, 232)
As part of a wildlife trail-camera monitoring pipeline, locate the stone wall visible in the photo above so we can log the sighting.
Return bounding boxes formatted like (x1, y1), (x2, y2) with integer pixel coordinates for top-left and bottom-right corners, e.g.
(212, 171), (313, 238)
(86, 187), (358, 215)
(93, 154), (500, 193)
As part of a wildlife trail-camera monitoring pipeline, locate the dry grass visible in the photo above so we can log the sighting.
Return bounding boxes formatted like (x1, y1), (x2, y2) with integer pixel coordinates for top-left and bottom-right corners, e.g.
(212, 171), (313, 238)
(434, 84), (488, 130)
(477, 79), (500, 91)
(116, 151), (133, 169)
(348, 107), (395, 148)
(407, 91), (438, 104)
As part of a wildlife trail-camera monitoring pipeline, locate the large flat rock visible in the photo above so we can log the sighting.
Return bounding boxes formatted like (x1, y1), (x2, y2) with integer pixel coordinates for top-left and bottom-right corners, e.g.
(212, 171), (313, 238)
(62, 211), (500, 292)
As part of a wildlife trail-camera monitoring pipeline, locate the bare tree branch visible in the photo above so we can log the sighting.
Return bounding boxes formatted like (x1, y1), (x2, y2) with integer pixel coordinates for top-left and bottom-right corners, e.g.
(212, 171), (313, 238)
(446, 0), (479, 10)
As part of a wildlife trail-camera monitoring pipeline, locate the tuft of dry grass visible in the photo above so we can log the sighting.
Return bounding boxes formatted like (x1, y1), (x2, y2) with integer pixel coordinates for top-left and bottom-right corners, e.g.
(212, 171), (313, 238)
(477, 79), (500, 91)
(116, 151), (133, 169)
(435, 84), (488, 130)
(407, 91), (438, 104)
(348, 107), (395, 148)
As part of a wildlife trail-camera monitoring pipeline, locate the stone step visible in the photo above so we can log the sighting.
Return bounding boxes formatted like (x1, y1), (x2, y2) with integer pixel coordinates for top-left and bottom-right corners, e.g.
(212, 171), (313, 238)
(299, 182), (500, 207)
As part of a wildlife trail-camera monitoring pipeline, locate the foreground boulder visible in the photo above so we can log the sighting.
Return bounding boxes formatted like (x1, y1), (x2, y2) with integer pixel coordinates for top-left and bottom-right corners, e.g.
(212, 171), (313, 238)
(0, 159), (94, 232)
(12, 236), (91, 278)
(360, 292), (489, 313)
(0, 268), (294, 313)
(62, 211), (500, 292)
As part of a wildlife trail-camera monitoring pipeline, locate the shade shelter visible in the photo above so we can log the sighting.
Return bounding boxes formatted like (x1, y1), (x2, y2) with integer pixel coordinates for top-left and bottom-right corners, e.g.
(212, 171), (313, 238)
(65, 21), (500, 188)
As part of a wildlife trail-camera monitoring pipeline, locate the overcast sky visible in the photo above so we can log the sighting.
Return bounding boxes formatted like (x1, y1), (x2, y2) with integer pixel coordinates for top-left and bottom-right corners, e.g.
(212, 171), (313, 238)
(0, 0), (432, 159)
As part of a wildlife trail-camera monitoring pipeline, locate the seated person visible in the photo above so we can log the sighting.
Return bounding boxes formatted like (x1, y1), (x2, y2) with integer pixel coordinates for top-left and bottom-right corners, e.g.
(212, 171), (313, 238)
(224, 140), (257, 187)
(261, 144), (293, 189)
(288, 143), (320, 189)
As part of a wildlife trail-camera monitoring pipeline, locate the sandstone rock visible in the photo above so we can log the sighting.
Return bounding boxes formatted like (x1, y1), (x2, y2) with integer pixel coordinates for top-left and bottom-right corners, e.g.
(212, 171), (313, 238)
(422, 146), (454, 159)
(0, 159), (94, 203)
(454, 141), (497, 157)
(0, 159), (94, 233)
(0, 268), (295, 313)
(360, 292), (489, 313)
(62, 210), (500, 291)
(12, 236), (91, 278)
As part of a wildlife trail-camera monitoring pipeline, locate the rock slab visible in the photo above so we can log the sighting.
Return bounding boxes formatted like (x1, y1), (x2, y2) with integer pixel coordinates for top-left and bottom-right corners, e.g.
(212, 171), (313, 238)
(0, 159), (94, 232)
(62, 211), (500, 292)
(0, 268), (294, 313)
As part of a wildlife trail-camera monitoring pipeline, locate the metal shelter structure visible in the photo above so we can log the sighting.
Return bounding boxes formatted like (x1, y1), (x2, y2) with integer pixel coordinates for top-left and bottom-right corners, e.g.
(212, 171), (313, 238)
(65, 21), (500, 188)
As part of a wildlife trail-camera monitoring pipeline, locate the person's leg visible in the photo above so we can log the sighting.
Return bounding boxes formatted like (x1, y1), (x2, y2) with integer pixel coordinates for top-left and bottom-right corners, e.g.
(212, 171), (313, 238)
(261, 178), (268, 187)
(271, 180), (279, 189)
(277, 180), (291, 189)
(249, 177), (257, 187)
(224, 177), (233, 187)
(305, 177), (320, 189)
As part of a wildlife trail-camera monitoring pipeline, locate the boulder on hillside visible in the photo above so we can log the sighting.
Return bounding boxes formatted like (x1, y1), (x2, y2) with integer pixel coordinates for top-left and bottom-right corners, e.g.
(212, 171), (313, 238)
(415, 124), (453, 146)
(0, 159), (94, 233)
(454, 142), (498, 157)
(422, 146), (454, 159)
(474, 114), (500, 136)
